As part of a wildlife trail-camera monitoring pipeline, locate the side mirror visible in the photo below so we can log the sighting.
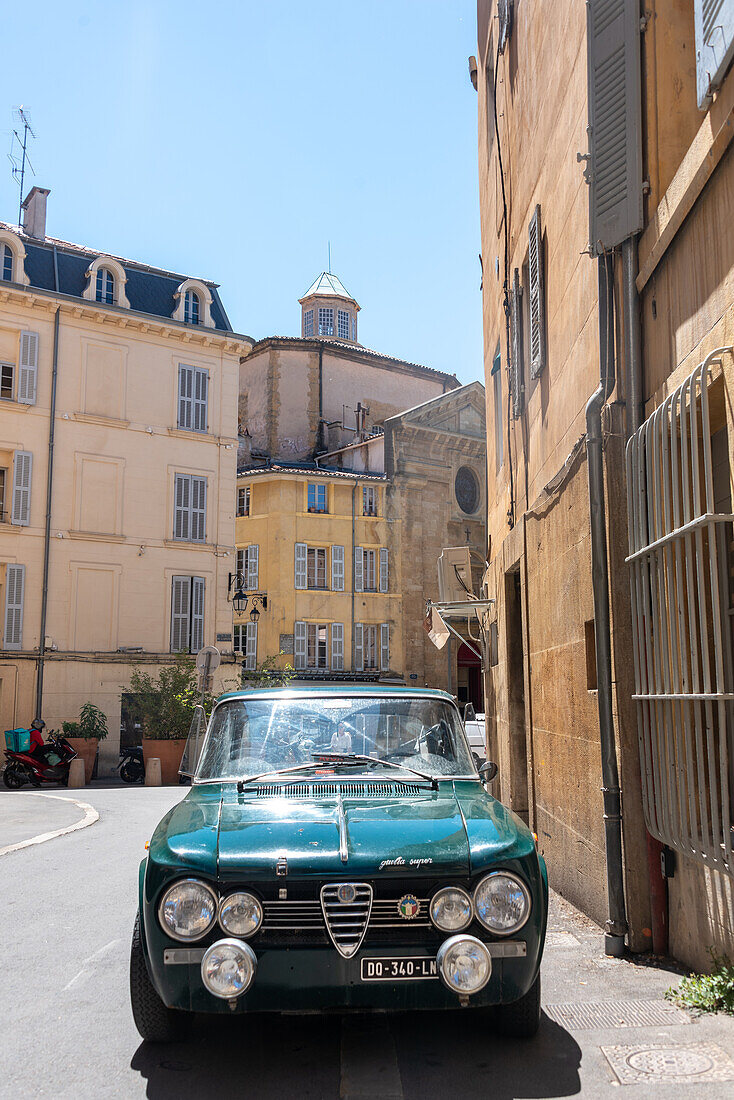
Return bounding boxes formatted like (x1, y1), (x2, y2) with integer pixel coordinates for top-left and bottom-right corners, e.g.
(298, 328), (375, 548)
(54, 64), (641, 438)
(479, 760), (498, 783)
(463, 703), (476, 724)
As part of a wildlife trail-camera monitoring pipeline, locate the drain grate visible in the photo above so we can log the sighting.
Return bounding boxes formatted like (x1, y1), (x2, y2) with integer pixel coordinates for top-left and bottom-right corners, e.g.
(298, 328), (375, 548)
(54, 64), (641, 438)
(602, 1042), (734, 1085)
(545, 999), (691, 1030)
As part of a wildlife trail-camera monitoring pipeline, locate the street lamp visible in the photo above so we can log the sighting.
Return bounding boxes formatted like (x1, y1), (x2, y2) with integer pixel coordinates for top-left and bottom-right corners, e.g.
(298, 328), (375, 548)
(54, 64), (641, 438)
(249, 595), (268, 623)
(228, 572), (248, 615)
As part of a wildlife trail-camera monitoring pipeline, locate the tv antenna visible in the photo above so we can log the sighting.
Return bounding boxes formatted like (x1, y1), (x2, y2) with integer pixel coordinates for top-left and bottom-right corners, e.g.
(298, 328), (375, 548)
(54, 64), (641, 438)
(8, 106), (36, 227)
(328, 240), (331, 274)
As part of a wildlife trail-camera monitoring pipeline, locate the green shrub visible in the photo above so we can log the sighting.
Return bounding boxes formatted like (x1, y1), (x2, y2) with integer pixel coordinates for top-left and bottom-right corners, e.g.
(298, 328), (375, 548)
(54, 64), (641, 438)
(62, 702), (109, 741)
(666, 950), (734, 1015)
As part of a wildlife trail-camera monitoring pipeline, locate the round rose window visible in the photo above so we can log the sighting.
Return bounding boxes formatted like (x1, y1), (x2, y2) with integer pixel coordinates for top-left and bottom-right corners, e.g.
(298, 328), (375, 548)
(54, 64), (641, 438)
(455, 466), (480, 514)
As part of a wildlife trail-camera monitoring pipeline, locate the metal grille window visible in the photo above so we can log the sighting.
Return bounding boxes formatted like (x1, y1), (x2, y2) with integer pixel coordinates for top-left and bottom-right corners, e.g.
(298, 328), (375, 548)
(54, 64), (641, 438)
(626, 359), (734, 874)
(337, 310), (350, 340)
(95, 267), (115, 304)
(304, 309), (314, 337)
(318, 308), (334, 336)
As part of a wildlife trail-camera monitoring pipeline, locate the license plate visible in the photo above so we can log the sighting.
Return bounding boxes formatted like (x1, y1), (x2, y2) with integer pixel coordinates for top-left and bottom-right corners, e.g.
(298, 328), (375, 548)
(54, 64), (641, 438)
(360, 956), (438, 981)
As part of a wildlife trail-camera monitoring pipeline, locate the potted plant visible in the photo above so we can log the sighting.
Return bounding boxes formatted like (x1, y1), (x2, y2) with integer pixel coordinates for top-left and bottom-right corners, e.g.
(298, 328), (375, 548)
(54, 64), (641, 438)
(62, 702), (109, 784)
(124, 657), (206, 785)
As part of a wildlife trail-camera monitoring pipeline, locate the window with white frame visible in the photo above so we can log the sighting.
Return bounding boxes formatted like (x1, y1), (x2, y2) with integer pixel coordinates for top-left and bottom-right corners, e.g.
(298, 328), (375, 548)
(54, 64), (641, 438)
(173, 473), (207, 542)
(307, 482), (327, 512)
(236, 544), (259, 589)
(318, 307), (334, 336)
(237, 485), (250, 517)
(184, 289), (201, 325)
(307, 622), (328, 668)
(354, 546), (388, 593)
(1, 243), (14, 282)
(304, 309), (314, 337)
(95, 266), (115, 304)
(363, 486), (377, 516)
(170, 575), (205, 653)
(234, 621), (258, 669)
(354, 622), (389, 672)
(178, 365), (208, 432)
(337, 310), (350, 340)
(307, 547), (327, 589)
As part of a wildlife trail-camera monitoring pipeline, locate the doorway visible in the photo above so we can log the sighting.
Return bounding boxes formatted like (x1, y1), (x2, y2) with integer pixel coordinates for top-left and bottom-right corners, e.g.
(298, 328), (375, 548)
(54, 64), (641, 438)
(457, 643), (484, 711)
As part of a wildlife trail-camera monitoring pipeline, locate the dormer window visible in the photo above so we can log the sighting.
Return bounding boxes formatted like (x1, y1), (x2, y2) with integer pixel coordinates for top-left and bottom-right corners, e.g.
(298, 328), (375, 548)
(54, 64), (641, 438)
(184, 289), (201, 325)
(318, 308), (334, 336)
(1, 243), (13, 282)
(95, 266), (115, 304)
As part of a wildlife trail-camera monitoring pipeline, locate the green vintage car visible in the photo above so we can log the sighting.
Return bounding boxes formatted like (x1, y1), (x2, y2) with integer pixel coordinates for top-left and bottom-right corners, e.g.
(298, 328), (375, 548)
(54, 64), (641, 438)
(130, 687), (547, 1041)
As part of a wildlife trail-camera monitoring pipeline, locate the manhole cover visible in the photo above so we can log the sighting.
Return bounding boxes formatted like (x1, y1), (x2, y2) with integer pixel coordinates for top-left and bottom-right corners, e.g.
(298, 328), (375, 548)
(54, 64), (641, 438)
(545, 999), (690, 1030)
(602, 1042), (734, 1085)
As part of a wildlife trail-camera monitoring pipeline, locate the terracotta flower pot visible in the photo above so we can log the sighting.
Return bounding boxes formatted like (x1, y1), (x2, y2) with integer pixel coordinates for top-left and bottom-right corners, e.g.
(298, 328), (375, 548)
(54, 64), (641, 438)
(66, 738), (98, 784)
(143, 739), (186, 785)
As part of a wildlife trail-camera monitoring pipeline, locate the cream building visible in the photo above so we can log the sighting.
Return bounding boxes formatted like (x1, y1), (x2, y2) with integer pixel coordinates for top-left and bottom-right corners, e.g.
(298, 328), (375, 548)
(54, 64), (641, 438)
(0, 187), (251, 773)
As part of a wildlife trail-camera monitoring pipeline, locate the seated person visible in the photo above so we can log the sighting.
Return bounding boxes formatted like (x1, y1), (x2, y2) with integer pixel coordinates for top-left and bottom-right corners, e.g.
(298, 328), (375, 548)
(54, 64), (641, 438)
(330, 722), (353, 754)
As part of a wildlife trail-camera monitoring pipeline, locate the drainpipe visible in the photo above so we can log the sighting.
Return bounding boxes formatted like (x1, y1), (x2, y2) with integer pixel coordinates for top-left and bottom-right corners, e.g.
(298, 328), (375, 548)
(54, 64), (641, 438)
(35, 306), (61, 720)
(586, 253), (628, 957)
(351, 482), (356, 672)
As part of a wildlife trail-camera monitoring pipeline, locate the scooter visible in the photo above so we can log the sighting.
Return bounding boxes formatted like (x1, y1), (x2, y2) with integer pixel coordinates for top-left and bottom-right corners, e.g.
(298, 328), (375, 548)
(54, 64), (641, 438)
(118, 745), (145, 784)
(3, 726), (78, 788)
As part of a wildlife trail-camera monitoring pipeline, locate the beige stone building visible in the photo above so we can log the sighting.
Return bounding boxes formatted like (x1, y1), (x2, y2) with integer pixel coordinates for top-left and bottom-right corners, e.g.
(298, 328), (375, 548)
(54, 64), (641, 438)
(475, 0), (734, 967)
(0, 188), (251, 772)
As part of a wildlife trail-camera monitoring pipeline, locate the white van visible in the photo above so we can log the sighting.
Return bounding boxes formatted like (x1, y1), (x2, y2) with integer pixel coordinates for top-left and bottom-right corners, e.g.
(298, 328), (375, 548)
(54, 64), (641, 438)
(462, 705), (487, 766)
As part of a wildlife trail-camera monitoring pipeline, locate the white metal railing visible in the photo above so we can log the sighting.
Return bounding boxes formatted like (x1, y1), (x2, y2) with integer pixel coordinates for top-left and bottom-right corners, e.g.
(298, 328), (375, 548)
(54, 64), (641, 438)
(626, 355), (734, 874)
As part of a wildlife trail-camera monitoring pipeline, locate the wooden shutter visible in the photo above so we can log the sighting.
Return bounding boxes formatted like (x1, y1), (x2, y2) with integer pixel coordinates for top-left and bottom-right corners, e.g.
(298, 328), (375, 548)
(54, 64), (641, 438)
(380, 623), (390, 671)
(174, 474), (190, 540)
(18, 331), (38, 405)
(379, 548), (389, 593)
(247, 544), (259, 589)
(695, 1), (734, 109)
(3, 563), (25, 650)
(11, 451), (32, 526)
(191, 476), (207, 542)
(354, 546), (364, 592)
(245, 621), (258, 671)
(331, 622), (344, 671)
(587, 0), (643, 251)
(171, 576), (191, 652)
(191, 577), (205, 653)
(354, 623), (364, 671)
(193, 368), (208, 432)
(294, 621), (307, 669)
(178, 365), (193, 429)
(294, 543), (307, 589)
(528, 210), (545, 379)
(331, 545), (345, 591)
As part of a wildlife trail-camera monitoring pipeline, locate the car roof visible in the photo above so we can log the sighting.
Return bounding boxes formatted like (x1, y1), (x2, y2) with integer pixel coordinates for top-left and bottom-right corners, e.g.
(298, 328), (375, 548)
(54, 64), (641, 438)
(216, 684), (458, 704)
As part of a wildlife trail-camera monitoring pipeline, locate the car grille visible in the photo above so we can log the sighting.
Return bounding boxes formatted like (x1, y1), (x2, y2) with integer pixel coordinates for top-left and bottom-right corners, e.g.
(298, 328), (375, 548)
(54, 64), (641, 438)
(257, 891), (433, 948)
(321, 883), (373, 958)
(253, 781), (423, 798)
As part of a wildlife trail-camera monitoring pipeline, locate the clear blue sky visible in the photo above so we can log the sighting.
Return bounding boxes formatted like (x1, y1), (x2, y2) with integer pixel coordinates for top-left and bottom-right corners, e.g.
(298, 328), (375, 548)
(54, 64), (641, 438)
(2, 1), (481, 383)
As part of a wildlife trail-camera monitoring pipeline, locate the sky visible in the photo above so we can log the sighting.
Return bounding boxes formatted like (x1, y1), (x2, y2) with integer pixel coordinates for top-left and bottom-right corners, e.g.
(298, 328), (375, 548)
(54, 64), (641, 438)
(1, 1), (482, 383)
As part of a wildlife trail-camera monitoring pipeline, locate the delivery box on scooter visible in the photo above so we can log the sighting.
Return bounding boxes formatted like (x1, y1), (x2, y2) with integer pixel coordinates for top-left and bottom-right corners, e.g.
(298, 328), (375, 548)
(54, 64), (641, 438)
(4, 729), (31, 753)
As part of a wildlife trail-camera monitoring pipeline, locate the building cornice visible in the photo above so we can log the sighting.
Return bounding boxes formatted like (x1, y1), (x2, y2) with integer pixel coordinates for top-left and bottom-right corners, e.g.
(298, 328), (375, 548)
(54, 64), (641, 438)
(244, 335), (459, 385)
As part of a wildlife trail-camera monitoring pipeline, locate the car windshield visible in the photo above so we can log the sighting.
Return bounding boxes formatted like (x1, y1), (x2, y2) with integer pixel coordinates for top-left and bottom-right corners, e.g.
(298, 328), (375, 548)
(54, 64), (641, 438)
(194, 694), (476, 782)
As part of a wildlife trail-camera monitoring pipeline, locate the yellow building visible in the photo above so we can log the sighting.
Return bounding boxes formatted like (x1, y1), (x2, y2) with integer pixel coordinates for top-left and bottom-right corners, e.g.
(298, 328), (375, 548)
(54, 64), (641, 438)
(0, 188), (251, 772)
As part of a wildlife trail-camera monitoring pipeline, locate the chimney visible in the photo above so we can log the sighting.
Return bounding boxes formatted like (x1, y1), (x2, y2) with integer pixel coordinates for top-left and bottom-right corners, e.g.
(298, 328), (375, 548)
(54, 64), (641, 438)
(21, 186), (50, 240)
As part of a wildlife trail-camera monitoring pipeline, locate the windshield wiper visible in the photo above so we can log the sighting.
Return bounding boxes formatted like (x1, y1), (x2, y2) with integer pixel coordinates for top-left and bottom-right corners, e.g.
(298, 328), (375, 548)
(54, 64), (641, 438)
(311, 752), (438, 790)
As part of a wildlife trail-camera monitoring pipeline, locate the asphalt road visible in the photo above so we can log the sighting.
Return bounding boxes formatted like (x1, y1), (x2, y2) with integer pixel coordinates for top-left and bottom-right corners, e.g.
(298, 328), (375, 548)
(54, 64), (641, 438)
(1, 784), (733, 1099)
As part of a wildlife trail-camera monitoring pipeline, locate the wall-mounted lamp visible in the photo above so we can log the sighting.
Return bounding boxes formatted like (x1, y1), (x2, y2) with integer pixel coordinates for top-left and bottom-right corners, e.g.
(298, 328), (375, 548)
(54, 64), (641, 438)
(249, 595), (267, 623)
(228, 571), (248, 615)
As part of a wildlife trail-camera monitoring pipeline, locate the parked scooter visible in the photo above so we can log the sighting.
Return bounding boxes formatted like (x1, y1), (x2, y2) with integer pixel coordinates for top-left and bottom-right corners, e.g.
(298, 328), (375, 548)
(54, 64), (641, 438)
(3, 720), (78, 788)
(118, 745), (145, 784)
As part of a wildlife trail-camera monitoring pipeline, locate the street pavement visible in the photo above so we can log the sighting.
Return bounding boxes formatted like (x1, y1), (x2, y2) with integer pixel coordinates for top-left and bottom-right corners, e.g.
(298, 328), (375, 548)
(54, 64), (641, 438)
(1, 783), (733, 1099)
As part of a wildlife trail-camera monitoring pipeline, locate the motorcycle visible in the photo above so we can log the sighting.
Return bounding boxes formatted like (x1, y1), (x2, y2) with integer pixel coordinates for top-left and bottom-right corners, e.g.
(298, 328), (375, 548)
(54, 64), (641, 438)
(118, 745), (145, 784)
(3, 725), (78, 788)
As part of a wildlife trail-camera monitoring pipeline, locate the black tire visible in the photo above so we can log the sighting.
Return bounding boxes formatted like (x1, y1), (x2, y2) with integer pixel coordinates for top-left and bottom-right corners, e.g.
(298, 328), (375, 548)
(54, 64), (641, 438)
(130, 912), (185, 1043)
(496, 972), (541, 1038)
(3, 765), (26, 789)
(120, 762), (138, 784)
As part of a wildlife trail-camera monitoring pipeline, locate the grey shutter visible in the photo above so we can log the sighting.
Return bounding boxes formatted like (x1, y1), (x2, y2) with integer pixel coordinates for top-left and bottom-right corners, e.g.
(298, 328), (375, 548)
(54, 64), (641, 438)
(193, 368), (208, 432)
(497, 0), (513, 53)
(191, 476), (207, 541)
(174, 474), (190, 540)
(11, 451), (32, 526)
(247, 544), (259, 589)
(245, 621), (258, 671)
(695, 1), (734, 109)
(18, 331), (38, 404)
(3, 563), (25, 650)
(354, 546), (364, 592)
(354, 623), (364, 671)
(178, 365), (193, 429)
(510, 268), (524, 416)
(171, 576), (191, 652)
(380, 623), (390, 671)
(586, 0), (643, 252)
(294, 543), (307, 589)
(379, 548), (389, 593)
(331, 545), (344, 590)
(294, 621), (307, 669)
(331, 622), (344, 670)
(191, 577), (205, 653)
(528, 210), (546, 379)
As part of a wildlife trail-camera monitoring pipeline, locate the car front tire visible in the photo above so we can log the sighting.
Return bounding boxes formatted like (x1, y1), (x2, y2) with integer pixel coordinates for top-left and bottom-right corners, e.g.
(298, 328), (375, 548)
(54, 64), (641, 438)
(130, 911), (185, 1043)
(495, 972), (541, 1038)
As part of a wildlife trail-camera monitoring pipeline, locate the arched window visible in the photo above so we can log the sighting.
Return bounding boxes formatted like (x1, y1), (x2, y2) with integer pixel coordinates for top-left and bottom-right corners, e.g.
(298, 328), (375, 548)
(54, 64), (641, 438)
(95, 266), (115, 304)
(184, 289), (200, 325)
(1, 242), (14, 282)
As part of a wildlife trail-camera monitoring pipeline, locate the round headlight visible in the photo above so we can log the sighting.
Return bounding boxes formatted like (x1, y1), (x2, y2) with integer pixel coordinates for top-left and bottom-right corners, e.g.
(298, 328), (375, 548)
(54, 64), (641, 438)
(473, 872), (531, 935)
(158, 878), (217, 942)
(201, 938), (257, 999)
(437, 935), (492, 995)
(219, 892), (263, 937)
(430, 886), (473, 932)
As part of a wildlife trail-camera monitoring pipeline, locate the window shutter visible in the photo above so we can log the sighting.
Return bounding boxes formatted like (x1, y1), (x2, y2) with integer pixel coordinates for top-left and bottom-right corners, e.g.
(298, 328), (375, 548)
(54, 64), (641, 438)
(294, 543), (307, 589)
(11, 451), (32, 526)
(331, 622), (344, 670)
(247, 544), (259, 589)
(191, 476), (207, 542)
(695, 1), (734, 109)
(510, 268), (524, 418)
(18, 331), (38, 405)
(294, 621), (307, 670)
(193, 368), (208, 432)
(171, 576), (191, 652)
(178, 365), (193, 430)
(331, 545), (345, 591)
(245, 621), (258, 671)
(586, 0), (643, 252)
(380, 623), (390, 671)
(174, 474), (190, 540)
(354, 546), (364, 592)
(191, 577), (205, 653)
(3, 563), (25, 650)
(527, 210), (546, 379)
(379, 548), (389, 593)
(354, 623), (364, 671)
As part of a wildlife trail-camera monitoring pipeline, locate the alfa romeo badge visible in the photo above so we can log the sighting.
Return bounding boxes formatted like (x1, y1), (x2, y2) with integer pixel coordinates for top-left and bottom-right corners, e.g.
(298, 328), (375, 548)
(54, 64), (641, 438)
(337, 883), (357, 904)
(397, 894), (420, 919)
